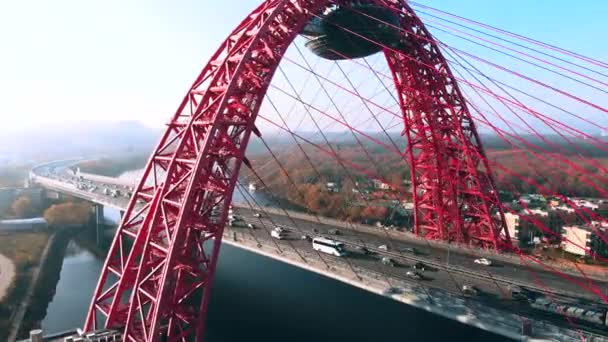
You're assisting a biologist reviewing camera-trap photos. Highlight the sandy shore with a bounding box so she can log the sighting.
[0,253,15,301]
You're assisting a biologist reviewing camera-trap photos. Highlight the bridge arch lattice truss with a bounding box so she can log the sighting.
[85,0,511,340]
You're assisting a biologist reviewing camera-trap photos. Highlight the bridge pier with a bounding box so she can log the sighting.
[94,204,104,246]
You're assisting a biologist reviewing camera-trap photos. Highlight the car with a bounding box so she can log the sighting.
[378,244,388,251]
[247,223,255,229]
[356,246,372,255]
[274,226,286,233]
[270,228,287,240]
[406,271,421,280]
[328,229,341,235]
[462,285,478,296]
[381,257,395,267]
[402,247,417,254]
[508,285,529,300]
[383,287,402,295]
[413,262,426,271]
[301,234,312,241]
[253,213,261,218]
[474,258,493,266]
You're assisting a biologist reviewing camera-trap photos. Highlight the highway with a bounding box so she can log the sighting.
[30,163,608,337]
[230,206,608,299]
[32,165,608,297]
[32,164,608,299]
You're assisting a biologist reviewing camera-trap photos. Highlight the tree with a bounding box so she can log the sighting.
[360,206,388,222]
[44,202,91,226]
[11,196,35,218]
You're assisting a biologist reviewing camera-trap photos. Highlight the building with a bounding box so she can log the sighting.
[555,205,575,213]
[372,179,391,190]
[518,196,531,204]
[326,182,340,193]
[524,208,549,217]
[401,202,414,210]
[561,224,608,257]
[518,194,545,204]
[570,198,602,211]
[502,212,520,240]
[528,194,546,202]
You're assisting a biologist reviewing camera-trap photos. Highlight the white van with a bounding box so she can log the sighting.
[312,237,346,257]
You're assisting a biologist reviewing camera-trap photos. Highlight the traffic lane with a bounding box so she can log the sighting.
[234,208,604,300]
[226,222,511,298]
[267,212,601,298]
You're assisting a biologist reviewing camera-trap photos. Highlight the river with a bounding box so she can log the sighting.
[38,204,510,341]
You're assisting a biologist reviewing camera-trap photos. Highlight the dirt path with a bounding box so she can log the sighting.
[0,253,15,301]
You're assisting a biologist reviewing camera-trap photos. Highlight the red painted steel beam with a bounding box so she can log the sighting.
[85,1,510,340]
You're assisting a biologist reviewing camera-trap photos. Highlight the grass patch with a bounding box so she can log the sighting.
[0,232,49,269]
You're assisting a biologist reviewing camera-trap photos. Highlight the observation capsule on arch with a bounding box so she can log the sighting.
[302,4,404,60]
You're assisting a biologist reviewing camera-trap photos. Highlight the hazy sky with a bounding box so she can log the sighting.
[1,0,606,131]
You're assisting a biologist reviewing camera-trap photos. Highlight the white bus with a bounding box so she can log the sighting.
[312,237,346,257]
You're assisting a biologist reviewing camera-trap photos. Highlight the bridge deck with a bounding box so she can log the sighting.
[29,163,608,341]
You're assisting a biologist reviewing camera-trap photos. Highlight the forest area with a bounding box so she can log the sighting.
[242,135,608,224]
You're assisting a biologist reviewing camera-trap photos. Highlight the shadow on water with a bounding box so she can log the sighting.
[36,225,510,341]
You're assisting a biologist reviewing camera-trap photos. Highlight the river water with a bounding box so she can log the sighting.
[39,190,510,341]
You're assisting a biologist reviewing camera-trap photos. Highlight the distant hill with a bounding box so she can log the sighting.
[3,118,605,167]
[0,120,161,162]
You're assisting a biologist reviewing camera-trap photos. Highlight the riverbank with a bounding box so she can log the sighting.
[0,253,15,301]
[0,232,49,341]
[10,228,77,341]
[7,232,57,341]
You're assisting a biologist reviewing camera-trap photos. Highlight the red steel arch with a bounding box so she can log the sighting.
[85,1,511,340]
